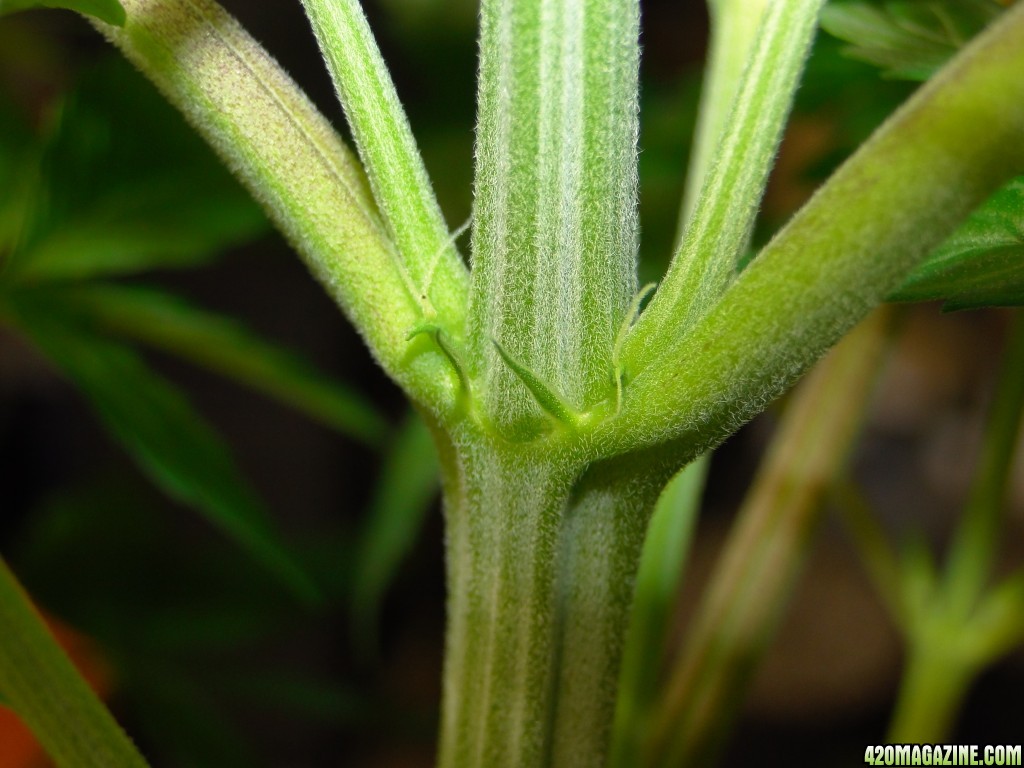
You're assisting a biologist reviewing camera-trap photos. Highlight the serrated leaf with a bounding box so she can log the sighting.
[0,0,125,25]
[351,412,438,656]
[821,0,1003,80]
[8,57,266,282]
[7,296,319,604]
[56,283,388,446]
[890,177,1024,309]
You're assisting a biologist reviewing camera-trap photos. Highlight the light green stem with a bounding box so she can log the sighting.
[602,1,1024,461]
[887,634,974,744]
[944,310,1024,614]
[626,0,823,367]
[299,0,469,327]
[95,0,461,414]
[0,558,150,768]
[679,0,769,229]
[469,0,639,437]
[436,432,679,768]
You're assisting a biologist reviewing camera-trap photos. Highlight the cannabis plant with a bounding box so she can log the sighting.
[1,0,1023,766]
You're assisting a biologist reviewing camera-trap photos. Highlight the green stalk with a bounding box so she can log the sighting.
[609,457,707,768]
[886,628,974,744]
[436,430,684,768]
[944,311,1024,614]
[887,310,1024,743]
[0,558,150,768]
[646,307,892,767]
[469,0,639,437]
[605,6,768,750]
[94,0,461,414]
[623,0,824,371]
[299,0,469,328]
[679,0,769,229]
[602,1,1024,462]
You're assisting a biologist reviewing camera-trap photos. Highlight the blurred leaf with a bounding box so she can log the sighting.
[7,295,319,604]
[352,412,438,655]
[890,177,1024,309]
[821,0,1003,80]
[0,91,37,259]
[0,0,124,25]
[0,90,32,191]
[12,475,303,647]
[57,282,388,446]
[7,57,266,283]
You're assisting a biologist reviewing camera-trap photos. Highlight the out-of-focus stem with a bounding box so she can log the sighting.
[944,311,1024,614]
[646,306,893,767]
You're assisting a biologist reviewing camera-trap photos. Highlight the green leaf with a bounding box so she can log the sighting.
[891,177,1024,309]
[0,87,33,192]
[8,296,319,604]
[8,57,266,283]
[469,0,640,436]
[55,282,388,446]
[0,0,125,25]
[0,93,37,258]
[351,412,438,656]
[821,0,1003,81]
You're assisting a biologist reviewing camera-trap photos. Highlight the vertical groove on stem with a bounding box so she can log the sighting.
[436,436,678,768]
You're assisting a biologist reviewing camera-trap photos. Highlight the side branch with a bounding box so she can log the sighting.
[96,0,463,413]
[597,0,1024,461]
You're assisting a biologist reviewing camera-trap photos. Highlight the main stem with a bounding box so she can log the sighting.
[887,634,973,744]
[436,434,671,768]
